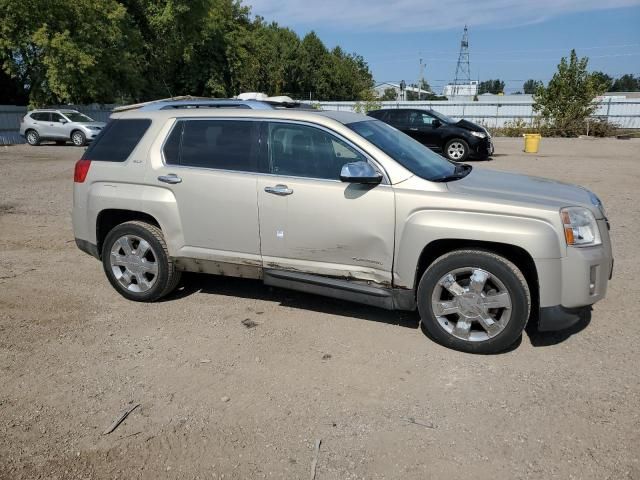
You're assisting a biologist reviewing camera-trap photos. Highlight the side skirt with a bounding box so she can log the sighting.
[264,269,416,311]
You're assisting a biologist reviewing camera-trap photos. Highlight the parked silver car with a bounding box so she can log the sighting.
[20,109,106,146]
[72,100,613,354]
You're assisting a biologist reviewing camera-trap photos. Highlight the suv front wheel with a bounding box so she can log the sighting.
[444,138,469,161]
[71,130,87,146]
[102,221,181,302]
[417,250,530,354]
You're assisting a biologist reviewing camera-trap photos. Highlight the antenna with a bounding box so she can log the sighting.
[453,25,471,96]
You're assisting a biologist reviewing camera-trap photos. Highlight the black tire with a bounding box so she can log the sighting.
[25,129,40,146]
[417,249,530,354]
[71,130,86,146]
[55,140,66,146]
[443,138,469,162]
[101,220,181,302]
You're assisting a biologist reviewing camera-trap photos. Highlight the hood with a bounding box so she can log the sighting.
[455,119,485,133]
[447,168,603,217]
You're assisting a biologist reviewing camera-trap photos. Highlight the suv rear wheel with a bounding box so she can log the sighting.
[417,250,530,354]
[26,130,40,146]
[102,221,181,302]
[444,138,469,161]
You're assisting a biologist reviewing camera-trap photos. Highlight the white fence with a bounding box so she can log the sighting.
[311,98,640,129]
[1,99,639,145]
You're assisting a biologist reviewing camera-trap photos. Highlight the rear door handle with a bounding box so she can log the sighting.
[158,174,182,184]
[409,128,418,131]
[264,184,293,196]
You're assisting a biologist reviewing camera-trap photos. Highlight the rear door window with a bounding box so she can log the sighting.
[163,119,261,173]
[31,112,50,121]
[386,110,409,126]
[82,119,151,162]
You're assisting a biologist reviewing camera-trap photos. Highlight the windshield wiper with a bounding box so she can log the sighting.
[429,163,473,182]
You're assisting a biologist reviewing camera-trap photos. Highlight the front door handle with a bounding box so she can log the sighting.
[409,127,418,131]
[158,174,182,184]
[264,184,293,196]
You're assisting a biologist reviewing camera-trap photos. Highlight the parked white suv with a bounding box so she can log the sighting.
[20,109,106,146]
[72,102,613,353]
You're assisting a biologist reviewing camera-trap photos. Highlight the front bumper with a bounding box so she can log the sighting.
[538,305,590,331]
[84,129,101,140]
[535,219,613,330]
[469,137,493,158]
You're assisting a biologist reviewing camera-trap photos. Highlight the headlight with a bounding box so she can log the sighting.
[87,126,101,131]
[470,131,486,139]
[560,207,601,247]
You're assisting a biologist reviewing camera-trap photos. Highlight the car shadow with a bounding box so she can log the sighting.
[525,308,592,347]
[164,273,420,329]
[165,273,587,352]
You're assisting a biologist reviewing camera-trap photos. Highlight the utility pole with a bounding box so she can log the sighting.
[419,53,425,101]
[453,25,471,97]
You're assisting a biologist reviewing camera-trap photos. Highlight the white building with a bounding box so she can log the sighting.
[443,81,479,97]
[374,82,432,100]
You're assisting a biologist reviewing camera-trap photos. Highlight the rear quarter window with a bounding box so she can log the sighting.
[82,119,151,162]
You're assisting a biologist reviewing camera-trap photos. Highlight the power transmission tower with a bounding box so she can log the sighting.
[452,25,471,96]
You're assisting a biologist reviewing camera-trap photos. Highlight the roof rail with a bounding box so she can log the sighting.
[113,96,275,113]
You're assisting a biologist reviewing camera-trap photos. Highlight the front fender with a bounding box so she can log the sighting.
[394,209,564,289]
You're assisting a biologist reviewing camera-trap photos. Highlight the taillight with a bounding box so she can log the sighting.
[74,159,91,183]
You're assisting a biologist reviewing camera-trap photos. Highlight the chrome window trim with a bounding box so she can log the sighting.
[160,117,390,185]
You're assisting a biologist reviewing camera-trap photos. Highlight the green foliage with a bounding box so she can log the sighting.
[353,89,381,114]
[380,87,397,101]
[533,50,608,137]
[478,79,504,95]
[0,0,374,105]
[590,71,613,92]
[0,0,144,106]
[523,79,543,95]
[611,74,640,92]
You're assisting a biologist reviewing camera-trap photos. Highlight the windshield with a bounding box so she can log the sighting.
[62,112,94,123]
[347,119,456,181]
[429,110,456,124]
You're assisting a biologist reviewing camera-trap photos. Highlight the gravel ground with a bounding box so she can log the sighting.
[1,137,639,480]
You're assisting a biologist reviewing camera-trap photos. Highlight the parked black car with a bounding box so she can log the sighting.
[367,108,493,161]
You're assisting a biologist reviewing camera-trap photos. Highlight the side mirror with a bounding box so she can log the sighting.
[432,119,441,128]
[59,118,67,124]
[340,161,383,185]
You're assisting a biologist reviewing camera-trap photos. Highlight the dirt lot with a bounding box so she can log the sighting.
[1,137,639,479]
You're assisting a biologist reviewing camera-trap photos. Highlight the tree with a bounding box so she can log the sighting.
[380,87,397,101]
[590,72,613,92]
[611,74,640,92]
[0,0,144,105]
[478,79,505,95]
[533,50,608,136]
[523,79,543,94]
[0,0,375,105]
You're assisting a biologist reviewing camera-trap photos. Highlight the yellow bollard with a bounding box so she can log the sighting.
[523,133,541,153]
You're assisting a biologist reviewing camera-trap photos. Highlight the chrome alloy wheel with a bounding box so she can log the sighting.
[446,141,466,160]
[27,131,38,145]
[109,235,158,293]
[72,131,84,146]
[431,267,512,342]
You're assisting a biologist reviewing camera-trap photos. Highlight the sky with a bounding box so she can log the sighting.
[247,0,640,93]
